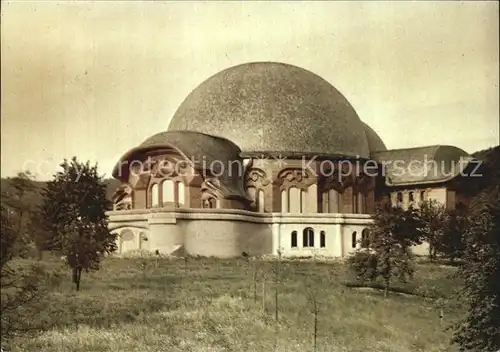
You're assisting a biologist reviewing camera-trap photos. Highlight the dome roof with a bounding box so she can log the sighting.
[168,62,372,159]
[363,123,387,153]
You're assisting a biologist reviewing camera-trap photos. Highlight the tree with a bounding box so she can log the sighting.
[452,185,500,352]
[418,199,446,260]
[1,171,39,258]
[40,157,117,291]
[348,202,422,297]
[437,207,467,261]
[0,203,59,341]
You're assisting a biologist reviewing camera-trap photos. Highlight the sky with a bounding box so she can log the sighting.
[1,1,499,180]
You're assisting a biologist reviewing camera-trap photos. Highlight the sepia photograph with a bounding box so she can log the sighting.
[1,1,499,351]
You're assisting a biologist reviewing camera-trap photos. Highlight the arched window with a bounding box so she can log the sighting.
[291,231,298,248]
[361,228,370,248]
[177,182,185,205]
[151,183,159,207]
[303,227,314,247]
[396,192,403,205]
[351,231,357,248]
[162,179,174,204]
[257,189,265,212]
[409,191,414,203]
[320,231,326,248]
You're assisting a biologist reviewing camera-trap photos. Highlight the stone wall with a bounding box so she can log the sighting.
[107,209,372,258]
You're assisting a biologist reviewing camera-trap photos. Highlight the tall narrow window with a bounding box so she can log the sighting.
[352,231,357,248]
[177,182,185,205]
[257,189,265,212]
[289,187,301,213]
[162,179,174,204]
[409,191,414,203]
[151,183,159,207]
[356,192,364,213]
[320,231,326,248]
[303,227,314,247]
[322,191,329,213]
[329,188,339,213]
[361,228,370,248]
[300,189,306,213]
[281,189,288,213]
[291,231,298,248]
[396,192,403,205]
[420,191,425,201]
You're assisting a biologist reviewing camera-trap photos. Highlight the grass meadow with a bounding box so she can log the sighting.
[8,255,464,352]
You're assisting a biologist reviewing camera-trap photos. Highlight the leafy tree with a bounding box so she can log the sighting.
[0,203,60,342]
[348,202,422,297]
[40,157,117,291]
[452,185,500,352]
[1,172,39,258]
[418,199,446,260]
[437,207,467,261]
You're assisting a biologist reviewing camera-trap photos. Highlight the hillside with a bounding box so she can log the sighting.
[9,257,461,352]
[0,177,121,207]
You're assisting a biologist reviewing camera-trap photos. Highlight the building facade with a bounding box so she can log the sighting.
[106,62,474,258]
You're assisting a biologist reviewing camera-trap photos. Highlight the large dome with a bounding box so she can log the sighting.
[168,62,372,159]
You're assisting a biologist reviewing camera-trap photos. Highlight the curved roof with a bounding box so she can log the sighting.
[113,130,241,179]
[363,123,387,153]
[168,62,372,159]
[372,145,473,186]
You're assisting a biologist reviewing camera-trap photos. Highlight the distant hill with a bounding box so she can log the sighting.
[1,177,121,209]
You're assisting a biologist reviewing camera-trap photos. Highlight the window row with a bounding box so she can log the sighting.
[396,190,425,206]
[322,188,366,213]
[150,180,185,207]
[291,228,326,248]
[351,228,371,249]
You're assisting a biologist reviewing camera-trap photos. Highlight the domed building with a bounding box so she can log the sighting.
[107,62,475,258]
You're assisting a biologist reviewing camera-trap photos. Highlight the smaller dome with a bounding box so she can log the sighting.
[363,123,387,153]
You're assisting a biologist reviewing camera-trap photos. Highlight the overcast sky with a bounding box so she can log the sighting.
[1,1,499,180]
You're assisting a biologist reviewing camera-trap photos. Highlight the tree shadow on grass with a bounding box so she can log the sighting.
[343,281,446,300]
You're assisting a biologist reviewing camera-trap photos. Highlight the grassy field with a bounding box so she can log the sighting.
[8,256,464,352]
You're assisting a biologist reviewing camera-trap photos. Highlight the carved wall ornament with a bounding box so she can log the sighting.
[200,177,224,200]
[318,167,356,193]
[245,168,271,187]
[113,183,133,211]
[276,168,310,184]
[354,173,375,192]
